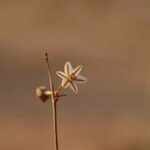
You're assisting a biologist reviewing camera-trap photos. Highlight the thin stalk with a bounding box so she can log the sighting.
[57,85,63,92]
[44,53,54,95]
[52,100,59,150]
[44,52,59,150]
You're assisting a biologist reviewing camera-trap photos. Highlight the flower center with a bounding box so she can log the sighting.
[67,74,76,82]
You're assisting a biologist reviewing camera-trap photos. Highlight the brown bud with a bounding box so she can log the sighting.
[36,86,51,102]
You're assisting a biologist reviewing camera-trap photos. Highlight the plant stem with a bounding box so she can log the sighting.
[57,85,63,92]
[52,100,59,150]
[44,52,59,150]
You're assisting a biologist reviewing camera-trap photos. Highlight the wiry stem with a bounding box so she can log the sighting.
[52,100,58,150]
[44,53,55,94]
[44,52,59,150]
[57,85,63,92]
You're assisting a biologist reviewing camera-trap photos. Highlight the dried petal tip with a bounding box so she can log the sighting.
[36,86,51,102]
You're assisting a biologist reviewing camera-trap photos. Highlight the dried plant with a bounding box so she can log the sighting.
[36,52,87,150]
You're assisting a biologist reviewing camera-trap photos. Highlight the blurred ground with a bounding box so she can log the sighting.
[0,0,150,150]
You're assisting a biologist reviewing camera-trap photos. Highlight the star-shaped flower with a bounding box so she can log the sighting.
[56,62,87,93]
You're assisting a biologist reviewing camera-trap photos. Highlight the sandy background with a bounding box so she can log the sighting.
[0,0,150,150]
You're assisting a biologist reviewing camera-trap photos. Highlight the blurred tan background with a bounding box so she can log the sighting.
[0,0,150,150]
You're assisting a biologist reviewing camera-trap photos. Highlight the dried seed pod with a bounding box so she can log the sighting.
[36,86,51,102]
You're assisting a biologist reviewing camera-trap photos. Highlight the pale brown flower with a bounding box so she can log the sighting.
[56,62,87,93]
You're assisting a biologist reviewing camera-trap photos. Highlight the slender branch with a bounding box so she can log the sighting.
[44,52,59,150]
[44,53,55,95]
[57,85,63,92]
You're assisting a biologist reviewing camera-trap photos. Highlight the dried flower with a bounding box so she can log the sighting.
[36,86,51,102]
[56,62,87,93]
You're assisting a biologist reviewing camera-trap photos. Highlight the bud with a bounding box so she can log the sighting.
[36,86,51,102]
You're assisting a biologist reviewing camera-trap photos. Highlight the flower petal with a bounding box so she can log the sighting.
[61,79,70,88]
[75,75,87,84]
[73,65,82,75]
[70,81,78,93]
[64,62,73,75]
[56,71,67,79]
